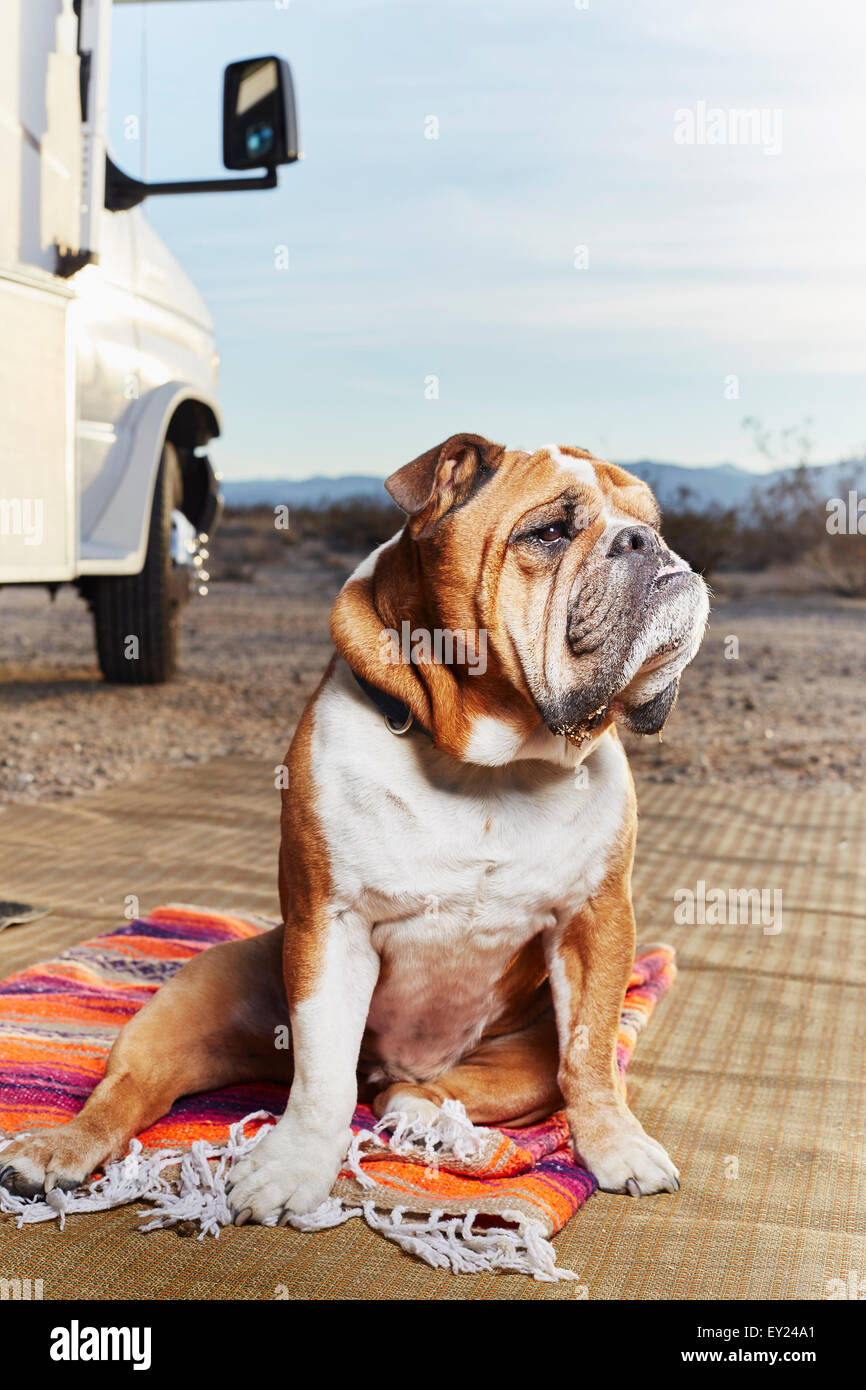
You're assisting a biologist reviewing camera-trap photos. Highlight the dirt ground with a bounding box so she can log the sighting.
[1,529,863,805]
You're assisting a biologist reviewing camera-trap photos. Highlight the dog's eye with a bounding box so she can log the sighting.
[533,521,569,545]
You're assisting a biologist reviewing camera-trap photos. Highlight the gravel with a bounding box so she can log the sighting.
[1,550,863,806]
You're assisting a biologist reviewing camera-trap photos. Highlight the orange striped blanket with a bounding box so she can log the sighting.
[0,907,676,1280]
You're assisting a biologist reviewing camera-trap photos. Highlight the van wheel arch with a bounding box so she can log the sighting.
[163,398,221,536]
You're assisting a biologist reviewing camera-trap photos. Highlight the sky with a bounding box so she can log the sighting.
[109,0,866,482]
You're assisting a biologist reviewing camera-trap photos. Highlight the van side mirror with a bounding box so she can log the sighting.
[223,57,300,170]
[104,54,301,213]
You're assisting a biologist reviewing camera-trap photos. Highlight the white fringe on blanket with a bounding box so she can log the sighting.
[0,1103,579,1283]
[346,1096,491,1179]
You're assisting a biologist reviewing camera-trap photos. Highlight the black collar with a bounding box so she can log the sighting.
[350,667,431,738]
[350,665,606,751]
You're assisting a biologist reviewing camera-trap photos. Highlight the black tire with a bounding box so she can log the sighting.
[91,443,185,684]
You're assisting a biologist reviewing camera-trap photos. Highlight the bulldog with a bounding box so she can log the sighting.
[0,435,709,1222]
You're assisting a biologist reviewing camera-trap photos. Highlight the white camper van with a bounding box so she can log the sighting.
[0,0,300,681]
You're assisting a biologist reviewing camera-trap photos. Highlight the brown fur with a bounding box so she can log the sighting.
[553,786,640,1163]
[372,1012,562,1127]
[278,658,336,1006]
[331,438,662,761]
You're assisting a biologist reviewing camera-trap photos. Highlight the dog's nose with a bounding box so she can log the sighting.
[606,525,660,559]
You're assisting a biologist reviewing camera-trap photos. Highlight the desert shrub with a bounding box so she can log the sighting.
[805,535,866,596]
[807,467,866,594]
[208,508,296,580]
[213,463,866,593]
[738,466,825,568]
[657,487,741,576]
[658,463,866,587]
[292,498,403,552]
[210,498,403,580]
[735,465,866,588]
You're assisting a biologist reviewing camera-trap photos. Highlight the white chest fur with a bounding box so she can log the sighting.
[305,661,631,1081]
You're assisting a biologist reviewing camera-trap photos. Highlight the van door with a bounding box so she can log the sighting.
[0,268,76,582]
[73,206,141,549]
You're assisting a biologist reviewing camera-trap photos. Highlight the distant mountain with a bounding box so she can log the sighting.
[222,475,391,509]
[222,459,866,513]
[625,461,759,508]
[629,459,866,509]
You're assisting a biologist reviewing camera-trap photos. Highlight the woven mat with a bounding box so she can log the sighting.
[0,760,863,1297]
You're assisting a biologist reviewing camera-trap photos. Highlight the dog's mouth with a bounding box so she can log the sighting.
[611,676,680,736]
[543,555,708,747]
[653,562,692,588]
[546,701,610,748]
[635,634,687,670]
[648,560,702,607]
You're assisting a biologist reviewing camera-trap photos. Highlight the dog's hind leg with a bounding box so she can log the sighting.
[371,1010,563,1129]
[0,926,290,1198]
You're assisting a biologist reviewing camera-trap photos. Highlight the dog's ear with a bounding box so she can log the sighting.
[385,433,504,536]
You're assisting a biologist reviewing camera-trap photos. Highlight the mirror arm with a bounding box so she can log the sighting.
[105,156,282,212]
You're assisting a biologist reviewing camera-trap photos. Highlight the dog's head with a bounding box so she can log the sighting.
[332,433,709,764]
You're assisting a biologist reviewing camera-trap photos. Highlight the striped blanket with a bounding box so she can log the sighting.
[0,907,676,1280]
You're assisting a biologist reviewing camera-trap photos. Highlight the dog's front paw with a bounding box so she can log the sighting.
[570,1110,680,1196]
[0,1127,96,1199]
[227,1123,348,1225]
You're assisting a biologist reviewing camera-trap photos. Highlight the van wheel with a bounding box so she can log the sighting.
[90,443,185,684]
